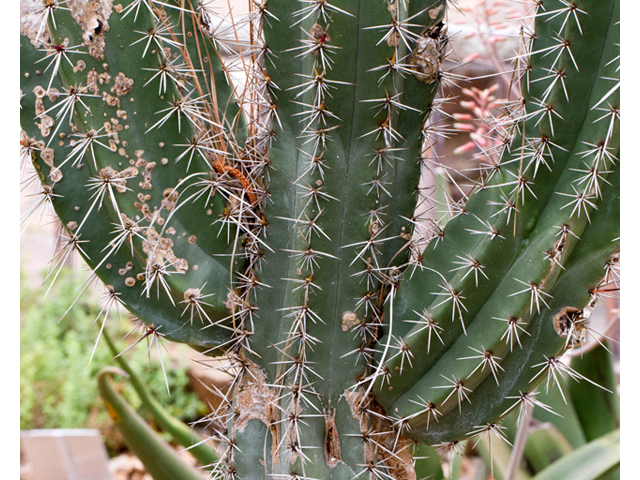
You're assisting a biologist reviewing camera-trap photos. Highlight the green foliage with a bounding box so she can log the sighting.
[20,268,207,453]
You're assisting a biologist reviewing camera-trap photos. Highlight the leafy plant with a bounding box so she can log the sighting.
[20,267,207,454]
[20,0,619,478]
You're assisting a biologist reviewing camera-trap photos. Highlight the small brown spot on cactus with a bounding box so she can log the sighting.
[161,157,168,165]
[25,72,30,78]
[74,206,80,211]
[136,273,145,281]
[162,188,178,210]
[47,88,60,102]
[429,5,443,19]
[98,165,137,193]
[98,72,111,85]
[86,70,100,94]
[49,168,63,183]
[192,265,198,271]
[125,277,136,287]
[188,235,197,244]
[33,85,46,98]
[41,148,55,167]
[111,73,133,96]
[118,268,127,276]
[36,114,54,137]
[102,92,120,107]
[341,312,359,332]
[67,221,77,231]
[166,227,176,235]
[74,60,86,73]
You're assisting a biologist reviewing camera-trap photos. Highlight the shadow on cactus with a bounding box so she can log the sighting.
[20,0,619,479]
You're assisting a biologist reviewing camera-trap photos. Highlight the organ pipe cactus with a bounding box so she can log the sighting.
[20,0,620,478]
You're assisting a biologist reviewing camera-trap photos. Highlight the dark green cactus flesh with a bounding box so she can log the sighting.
[20,1,619,479]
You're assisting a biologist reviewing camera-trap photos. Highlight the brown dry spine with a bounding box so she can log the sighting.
[213,158,257,204]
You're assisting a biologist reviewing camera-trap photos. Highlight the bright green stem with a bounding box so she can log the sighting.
[97,367,207,480]
[102,329,219,468]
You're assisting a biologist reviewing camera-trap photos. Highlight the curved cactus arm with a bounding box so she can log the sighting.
[19,0,259,350]
[97,367,208,480]
[102,329,220,467]
[373,0,619,444]
[395,151,620,445]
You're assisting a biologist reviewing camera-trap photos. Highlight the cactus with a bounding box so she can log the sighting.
[20,0,619,479]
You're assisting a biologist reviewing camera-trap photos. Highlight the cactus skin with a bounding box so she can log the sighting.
[20,1,619,479]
